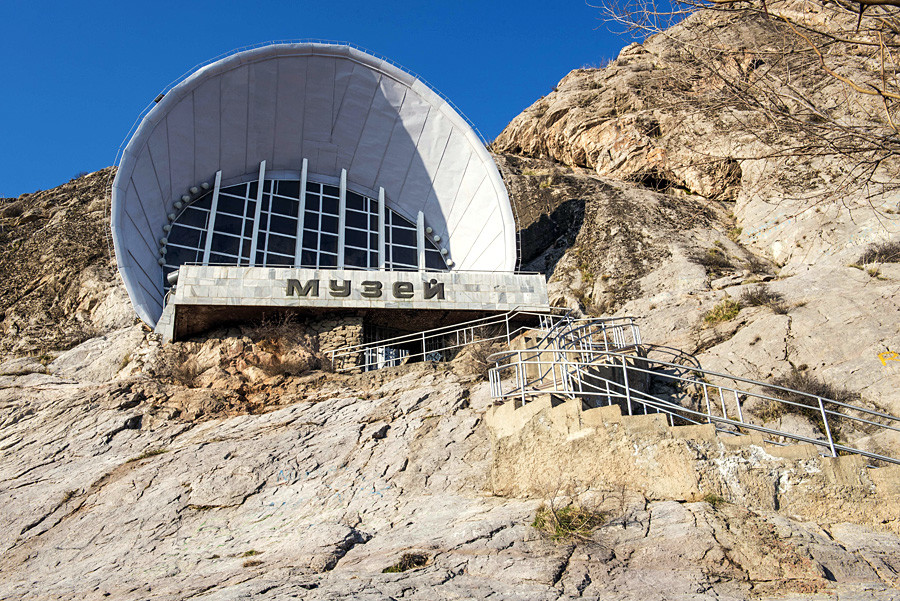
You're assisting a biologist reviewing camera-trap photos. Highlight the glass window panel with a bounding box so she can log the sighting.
[242,238,252,258]
[209,252,238,264]
[305,194,320,211]
[243,220,254,237]
[319,253,337,267]
[321,214,339,234]
[267,233,295,256]
[245,199,257,218]
[261,196,270,212]
[302,229,318,249]
[221,183,246,196]
[256,232,267,251]
[266,254,293,266]
[169,224,203,248]
[346,191,366,211]
[210,233,241,256]
[391,228,416,247]
[370,214,378,229]
[323,184,339,197]
[300,250,317,267]
[214,214,243,236]
[192,194,212,210]
[345,247,368,268]
[345,229,368,248]
[320,233,338,254]
[391,245,417,266]
[217,195,246,216]
[321,197,339,215]
[256,251,265,264]
[249,181,259,198]
[178,207,208,229]
[164,246,199,266]
[425,251,446,270]
[306,182,320,193]
[346,211,368,230]
[277,180,300,199]
[369,232,379,248]
[270,196,297,217]
[269,215,297,236]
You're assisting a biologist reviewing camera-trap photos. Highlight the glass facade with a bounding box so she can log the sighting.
[163,177,449,288]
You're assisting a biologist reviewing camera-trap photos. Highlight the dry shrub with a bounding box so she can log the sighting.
[154,345,202,387]
[693,247,733,272]
[857,240,900,265]
[740,286,788,314]
[763,370,860,438]
[245,313,324,376]
[532,502,606,542]
[382,552,429,573]
[703,298,741,324]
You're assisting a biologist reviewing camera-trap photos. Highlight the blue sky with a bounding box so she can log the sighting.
[0,0,631,197]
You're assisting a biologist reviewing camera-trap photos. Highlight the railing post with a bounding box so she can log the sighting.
[734,390,744,423]
[505,312,511,345]
[818,396,837,457]
[703,384,712,424]
[622,356,633,416]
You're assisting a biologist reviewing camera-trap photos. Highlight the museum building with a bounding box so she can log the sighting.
[111,43,549,346]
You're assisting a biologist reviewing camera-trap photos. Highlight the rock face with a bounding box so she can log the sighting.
[2,350,900,600]
[2,4,900,599]
[0,168,131,357]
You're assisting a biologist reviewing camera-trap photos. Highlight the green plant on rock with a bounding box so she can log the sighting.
[703,493,726,507]
[532,503,606,542]
[703,299,741,324]
[383,552,429,573]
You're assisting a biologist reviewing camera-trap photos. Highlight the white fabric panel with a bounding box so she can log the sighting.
[375,92,430,222]
[219,65,249,178]
[165,98,195,200]
[422,129,471,241]
[332,64,381,170]
[303,56,334,144]
[349,76,405,190]
[192,77,221,186]
[446,164,487,235]
[331,59,354,133]
[146,123,172,204]
[123,187,161,259]
[399,108,452,215]
[453,204,501,269]
[130,151,167,227]
[271,56,307,171]
[246,59,279,169]
[448,182,498,268]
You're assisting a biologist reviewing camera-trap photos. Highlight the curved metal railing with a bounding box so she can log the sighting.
[487,317,900,465]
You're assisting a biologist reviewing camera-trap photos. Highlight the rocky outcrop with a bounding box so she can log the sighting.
[0,168,131,357]
[3,347,900,600]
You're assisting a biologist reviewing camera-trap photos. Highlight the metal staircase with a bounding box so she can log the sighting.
[328,310,900,465]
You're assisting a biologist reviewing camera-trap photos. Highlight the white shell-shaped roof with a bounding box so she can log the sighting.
[111,43,517,327]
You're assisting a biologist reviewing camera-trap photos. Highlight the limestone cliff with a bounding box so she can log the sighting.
[1,4,900,599]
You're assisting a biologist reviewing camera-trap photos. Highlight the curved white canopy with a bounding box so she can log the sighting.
[111,43,517,327]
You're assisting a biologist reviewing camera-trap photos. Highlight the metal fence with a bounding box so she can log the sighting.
[487,316,900,466]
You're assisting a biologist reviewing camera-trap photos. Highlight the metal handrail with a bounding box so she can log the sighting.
[326,308,563,373]
[488,344,900,465]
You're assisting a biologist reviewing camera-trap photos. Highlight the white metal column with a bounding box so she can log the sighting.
[201,170,222,264]
[417,211,425,271]
[293,158,308,266]
[377,187,386,269]
[247,160,266,265]
[337,169,347,268]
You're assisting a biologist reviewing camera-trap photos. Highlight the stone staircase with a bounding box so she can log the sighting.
[485,392,900,533]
